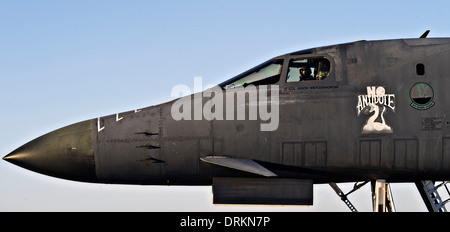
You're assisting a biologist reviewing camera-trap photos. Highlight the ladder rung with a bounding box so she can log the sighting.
[417,180,449,212]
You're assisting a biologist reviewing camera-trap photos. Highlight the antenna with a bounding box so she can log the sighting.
[420,30,430,38]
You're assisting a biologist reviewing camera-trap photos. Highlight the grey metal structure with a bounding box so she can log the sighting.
[4,32,450,211]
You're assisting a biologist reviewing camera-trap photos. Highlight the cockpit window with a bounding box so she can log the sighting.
[286,57,330,82]
[220,59,283,89]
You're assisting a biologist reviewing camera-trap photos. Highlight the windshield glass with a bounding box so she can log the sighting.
[219,59,283,89]
[286,57,331,82]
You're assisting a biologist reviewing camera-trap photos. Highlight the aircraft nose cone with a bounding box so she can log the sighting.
[3,120,97,182]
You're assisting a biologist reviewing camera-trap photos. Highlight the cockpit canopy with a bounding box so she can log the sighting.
[219,59,283,90]
[219,56,331,90]
[287,57,330,82]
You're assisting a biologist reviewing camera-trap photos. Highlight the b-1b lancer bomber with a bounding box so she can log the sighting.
[5,30,450,212]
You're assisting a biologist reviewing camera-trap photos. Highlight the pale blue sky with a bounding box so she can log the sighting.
[1,0,448,211]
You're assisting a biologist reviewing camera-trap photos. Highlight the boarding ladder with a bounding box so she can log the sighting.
[416,180,450,212]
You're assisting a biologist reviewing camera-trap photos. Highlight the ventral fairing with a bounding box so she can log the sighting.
[5,31,450,212]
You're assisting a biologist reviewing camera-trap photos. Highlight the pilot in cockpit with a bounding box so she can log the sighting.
[299,66,314,81]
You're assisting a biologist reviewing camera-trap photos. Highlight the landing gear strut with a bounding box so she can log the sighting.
[329,179,396,212]
[371,179,395,212]
[329,181,369,212]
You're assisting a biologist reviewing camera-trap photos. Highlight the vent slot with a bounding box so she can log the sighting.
[416,63,425,76]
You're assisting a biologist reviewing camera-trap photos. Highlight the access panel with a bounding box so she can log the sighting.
[212,177,313,205]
